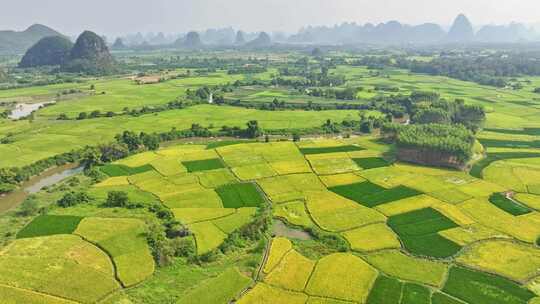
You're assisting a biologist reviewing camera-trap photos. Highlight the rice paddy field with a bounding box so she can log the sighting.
[1,52,540,303]
[1,133,539,303]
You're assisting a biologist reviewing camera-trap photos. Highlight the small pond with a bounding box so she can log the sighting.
[8,101,55,119]
[272,219,312,240]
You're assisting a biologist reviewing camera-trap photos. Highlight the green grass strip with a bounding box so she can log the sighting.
[401,283,431,304]
[100,164,154,177]
[206,140,256,150]
[470,152,540,178]
[17,215,83,239]
[479,138,540,149]
[182,158,225,173]
[329,182,421,208]
[298,145,364,155]
[388,208,461,258]
[488,193,531,216]
[216,183,265,208]
[431,293,466,304]
[361,186,422,206]
[366,275,402,304]
[329,181,386,206]
[352,157,391,169]
[443,266,535,304]
[177,268,251,304]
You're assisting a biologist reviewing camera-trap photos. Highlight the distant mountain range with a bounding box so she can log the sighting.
[0,24,64,54]
[288,14,539,45]
[2,15,540,55]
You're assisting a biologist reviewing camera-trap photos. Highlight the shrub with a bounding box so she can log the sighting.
[105,191,129,207]
[18,196,40,217]
[307,227,349,252]
[169,237,196,257]
[0,183,16,194]
[57,191,90,208]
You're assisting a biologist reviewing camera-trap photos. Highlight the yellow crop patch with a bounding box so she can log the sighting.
[320,173,366,187]
[358,166,415,188]
[308,157,360,175]
[232,163,277,180]
[515,193,540,210]
[457,180,507,198]
[116,151,161,167]
[457,239,540,282]
[237,283,308,304]
[157,144,206,157]
[273,201,314,228]
[342,223,401,252]
[172,208,235,224]
[95,176,130,187]
[306,191,386,232]
[375,194,442,216]
[305,253,377,302]
[190,222,227,255]
[196,168,237,188]
[257,174,325,203]
[0,235,120,303]
[161,188,223,208]
[432,202,475,226]
[75,217,155,287]
[0,282,79,304]
[150,157,187,176]
[270,160,312,175]
[365,250,447,287]
[459,198,540,243]
[438,223,510,246]
[264,249,315,291]
[264,237,293,274]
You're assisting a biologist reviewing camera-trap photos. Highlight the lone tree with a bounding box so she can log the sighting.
[105,191,129,207]
[245,120,263,138]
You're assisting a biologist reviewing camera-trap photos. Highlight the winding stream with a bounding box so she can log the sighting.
[0,164,83,213]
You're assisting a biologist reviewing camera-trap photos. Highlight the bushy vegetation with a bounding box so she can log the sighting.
[398,54,540,87]
[385,123,475,164]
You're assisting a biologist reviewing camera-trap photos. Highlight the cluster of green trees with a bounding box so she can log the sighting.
[534,87,540,94]
[307,87,361,100]
[274,65,346,88]
[397,54,540,87]
[186,86,212,101]
[0,73,83,90]
[351,56,393,70]
[227,65,267,75]
[363,91,485,133]
[384,123,475,163]
[57,191,90,207]
[411,98,486,132]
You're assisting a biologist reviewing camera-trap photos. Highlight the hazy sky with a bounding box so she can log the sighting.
[2,0,540,37]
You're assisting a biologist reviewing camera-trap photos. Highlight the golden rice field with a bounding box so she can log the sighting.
[4,136,540,303]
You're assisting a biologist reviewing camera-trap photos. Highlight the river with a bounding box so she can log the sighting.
[0,164,83,214]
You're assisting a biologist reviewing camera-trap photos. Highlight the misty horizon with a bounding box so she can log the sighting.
[2,0,540,38]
